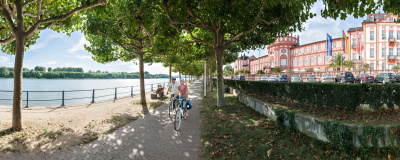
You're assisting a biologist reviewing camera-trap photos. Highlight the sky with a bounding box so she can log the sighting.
[0,30,171,74]
[0,0,382,72]
[238,0,382,62]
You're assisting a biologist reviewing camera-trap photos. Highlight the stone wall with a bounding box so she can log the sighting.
[229,87,400,148]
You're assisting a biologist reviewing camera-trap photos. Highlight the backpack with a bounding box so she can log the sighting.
[187,100,192,110]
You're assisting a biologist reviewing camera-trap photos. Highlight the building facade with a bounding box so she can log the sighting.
[234,13,400,74]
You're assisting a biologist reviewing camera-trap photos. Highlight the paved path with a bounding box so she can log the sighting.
[0,81,203,160]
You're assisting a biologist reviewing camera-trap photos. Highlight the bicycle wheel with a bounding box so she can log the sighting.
[169,102,174,119]
[174,109,181,131]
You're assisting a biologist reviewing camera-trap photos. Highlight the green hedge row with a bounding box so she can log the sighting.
[224,80,400,111]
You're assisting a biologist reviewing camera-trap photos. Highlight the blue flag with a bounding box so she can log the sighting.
[326,33,333,56]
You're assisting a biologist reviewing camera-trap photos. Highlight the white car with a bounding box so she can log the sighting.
[320,74,335,83]
[291,75,302,82]
[260,76,268,81]
[305,75,317,82]
[268,75,278,82]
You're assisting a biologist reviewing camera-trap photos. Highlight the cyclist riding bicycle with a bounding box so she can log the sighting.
[167,77,179,108]
[173,79,189,117]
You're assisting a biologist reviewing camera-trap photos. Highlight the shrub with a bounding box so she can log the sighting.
[224,80,400,111]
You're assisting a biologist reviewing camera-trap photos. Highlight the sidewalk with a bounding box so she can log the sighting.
[0,81,203,160]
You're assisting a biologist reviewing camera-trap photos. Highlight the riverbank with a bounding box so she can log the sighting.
[0,81,195,153]
[0,90,167,153]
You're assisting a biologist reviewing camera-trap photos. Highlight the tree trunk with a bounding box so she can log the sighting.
[209,59,213,92]
[169,64,172,83]
[138,54,146,104]
[12,35,25,131]
[185,73,187,84]
[215,49,225,107]
[179,69,181,80]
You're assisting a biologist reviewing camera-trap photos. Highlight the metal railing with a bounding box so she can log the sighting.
[0,82,171,107]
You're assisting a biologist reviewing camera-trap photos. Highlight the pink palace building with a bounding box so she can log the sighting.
[234,12,400,74]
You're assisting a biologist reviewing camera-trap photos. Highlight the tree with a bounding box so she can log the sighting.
[273,67,282,74]
[239,70,245,75]
[83,0,167,104]
[162,0,317,107]
[306,68,314,73]
[344,60,355,70]
[257,70,265,74]
[392,65,400,74]
[47,67,52,72]
[244,70,251,75]
[34,66,46,72]
[0,0,106,131]
[224,65,234,76]
[0,67,9,77]
[327,53,345,71]
[234,70,240,76]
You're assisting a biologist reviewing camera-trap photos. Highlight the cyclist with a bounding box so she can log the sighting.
[167,77,179,108]
[173,79,189,117]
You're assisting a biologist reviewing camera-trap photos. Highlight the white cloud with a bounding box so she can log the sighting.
[69,36,90,54]
[0,56,9,63]
[44,61,57,65]
[76,55,92,59]
[29,34,64,52]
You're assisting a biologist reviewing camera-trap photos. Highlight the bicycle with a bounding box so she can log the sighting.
[174,98,187,131]
[168,96,179,119]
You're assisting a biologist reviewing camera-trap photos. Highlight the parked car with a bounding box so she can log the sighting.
[235,75,245,80]
[355,74,374,83]
[291,75,302,82]
[260,76,268,81]
[304,75,317,82]
[278,74,289,82]
[374,73,396,84]
[335,72,355,83]
[396,74,400,83]
[268,75,278,82]
[320,74,335,83]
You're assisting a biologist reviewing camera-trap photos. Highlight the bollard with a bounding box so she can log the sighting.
[26,91,29,107]
[115,87,117,99]
[61,91,65,106]
[131,86,133,97]
[151,84,153,91]
[92,89,95,103]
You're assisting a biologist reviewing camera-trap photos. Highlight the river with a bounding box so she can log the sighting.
[0,78,175,106]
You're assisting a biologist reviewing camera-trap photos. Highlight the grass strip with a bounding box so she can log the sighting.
[200,91,400,159]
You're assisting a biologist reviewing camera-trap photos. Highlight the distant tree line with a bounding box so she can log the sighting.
[0,66,168,79]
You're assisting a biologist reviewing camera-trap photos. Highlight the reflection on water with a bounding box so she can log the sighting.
[0,78,173,106]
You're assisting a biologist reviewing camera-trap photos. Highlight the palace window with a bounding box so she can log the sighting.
[397,48,400,56]
[382,30,386,39]
[370,48,374,58]
[370,31,374,40]
[304,58,308,65]
[318,45,321,50]
[382,48,386,57]
[318,56,321,63]
[311,57,314,64]
[333,42,336,48]
[370,63,374,70]
[325,56,329,62]
[298,59,301,65]
[397,31,400,39]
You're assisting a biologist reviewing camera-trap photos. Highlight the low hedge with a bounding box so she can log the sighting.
[224,80,400,111]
